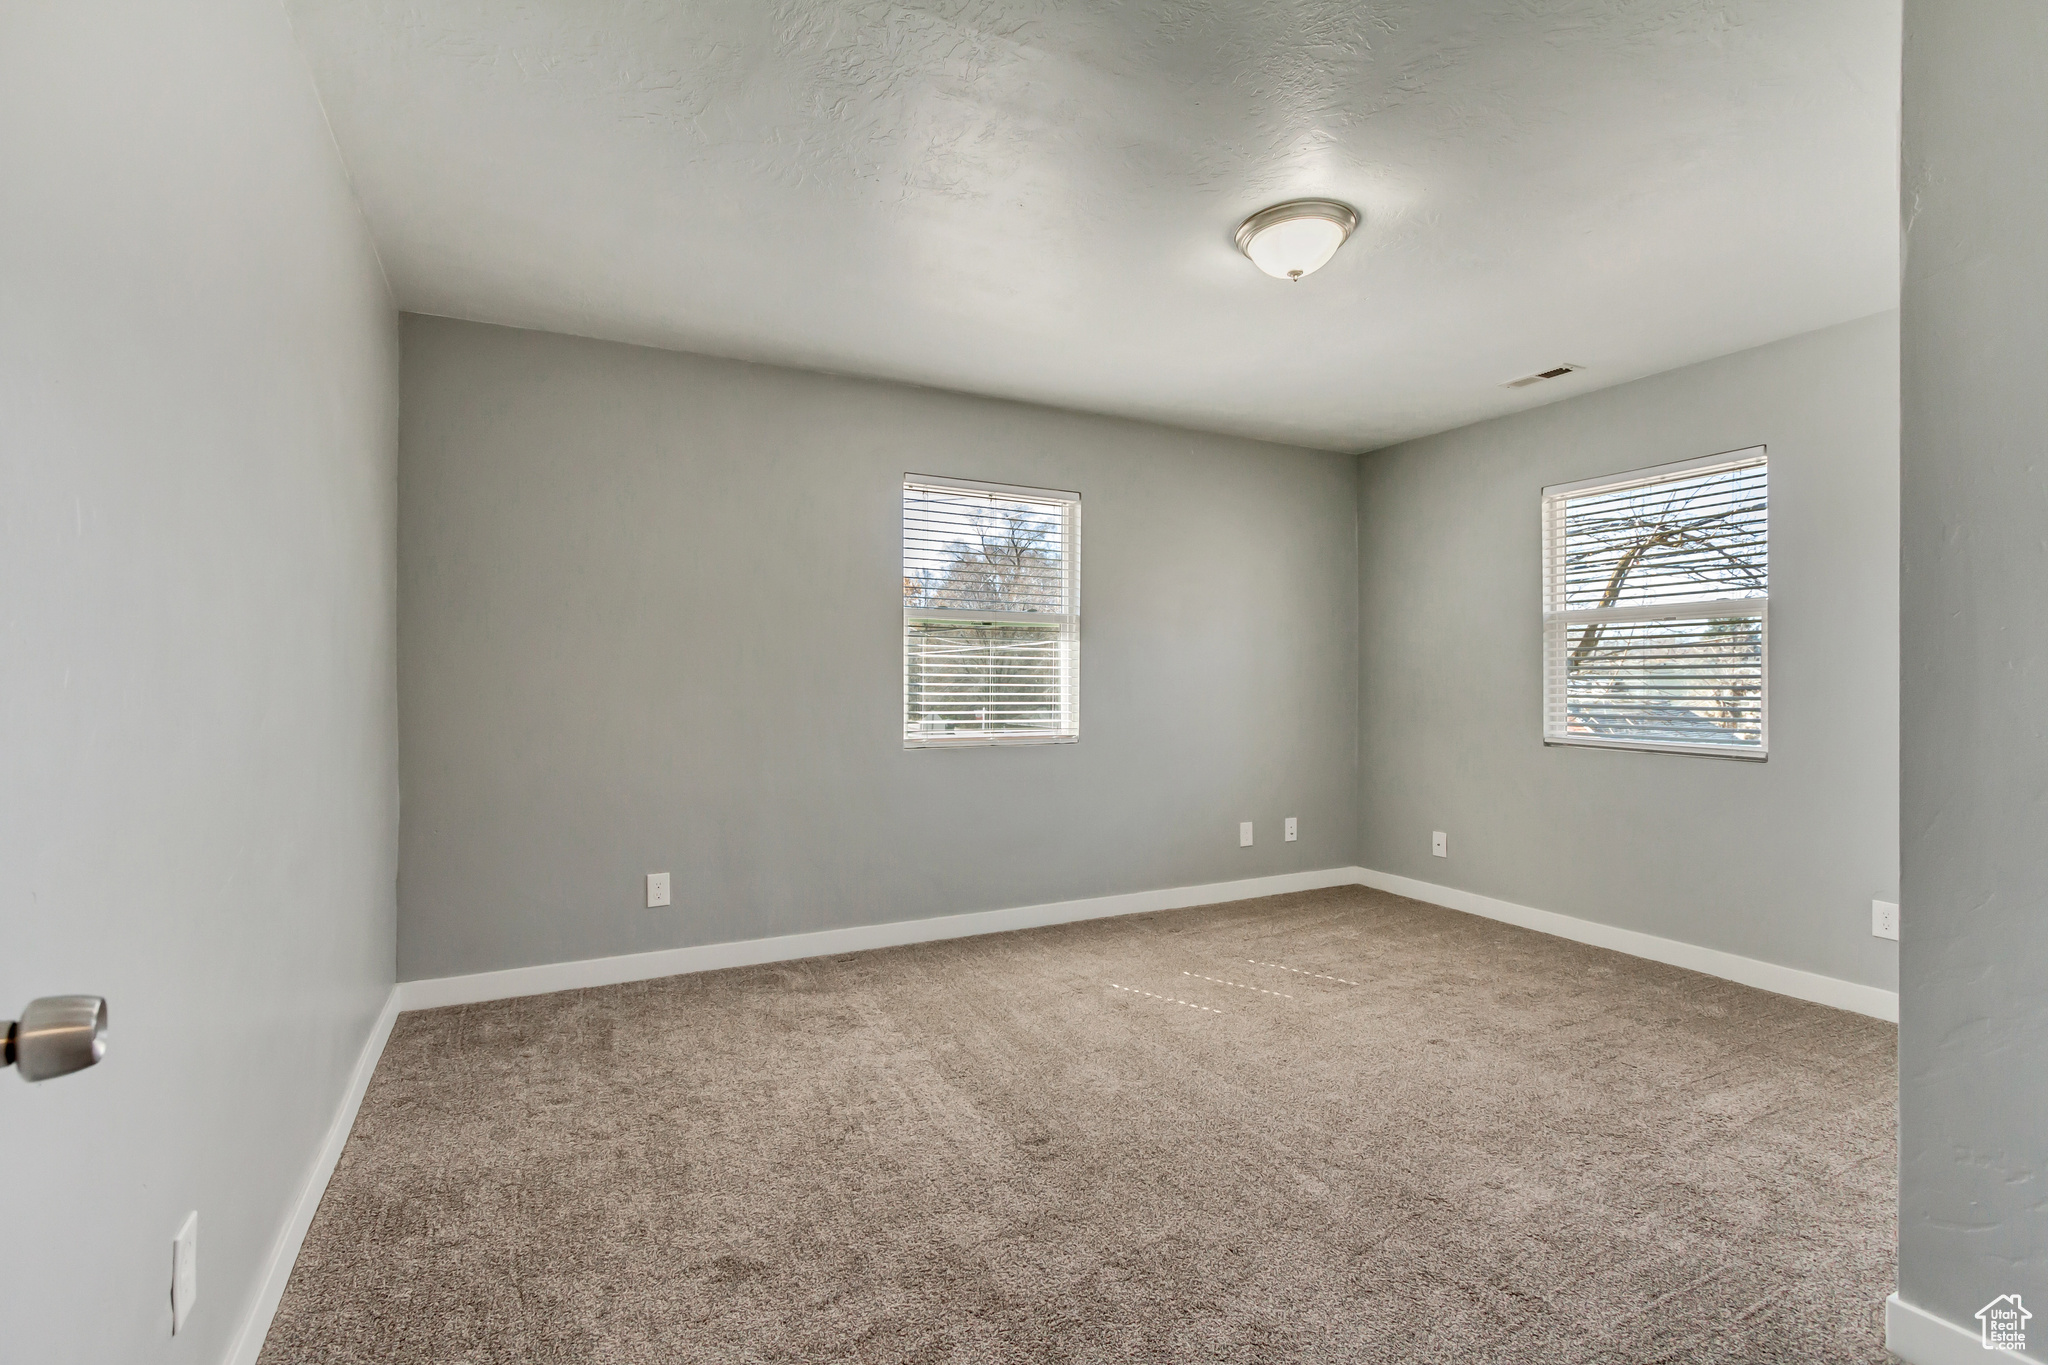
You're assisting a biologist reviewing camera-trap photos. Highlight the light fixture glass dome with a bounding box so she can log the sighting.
[1235,199,1360,281]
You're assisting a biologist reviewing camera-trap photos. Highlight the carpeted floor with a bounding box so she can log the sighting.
[259,886,1897,1364]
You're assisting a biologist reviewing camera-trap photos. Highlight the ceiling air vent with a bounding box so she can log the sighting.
[1503,364,1584,389]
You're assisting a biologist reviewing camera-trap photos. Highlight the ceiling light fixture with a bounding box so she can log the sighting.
[1235,199,1360,281]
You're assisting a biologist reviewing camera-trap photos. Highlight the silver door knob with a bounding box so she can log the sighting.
[4,996,108,1082]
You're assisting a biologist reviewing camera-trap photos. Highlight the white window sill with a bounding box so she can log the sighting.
[905,733,1078,750]
[1544,735,1767,762]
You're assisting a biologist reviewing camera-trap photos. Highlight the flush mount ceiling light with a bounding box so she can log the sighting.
[1235,199,1360,281]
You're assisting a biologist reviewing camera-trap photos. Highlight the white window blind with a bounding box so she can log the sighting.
[904,476,1079,747]
[1542,447,1767,758]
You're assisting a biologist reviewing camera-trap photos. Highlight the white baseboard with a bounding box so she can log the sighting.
[1354,867,1899,1023]
[397,866,1367,1011]
[1888,1293,2043,1364]
[223,986,401,1365]
[398,865,1900,1023]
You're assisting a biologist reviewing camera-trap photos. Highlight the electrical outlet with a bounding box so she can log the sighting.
[171,1212,198,1335]
[1431,831,1449,858]
[1239,822,1254,848]
[1872,899,1899,941]
[1284,817,1298,842]
[646,872,671,908]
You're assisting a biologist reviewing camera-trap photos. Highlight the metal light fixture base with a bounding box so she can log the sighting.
[1234,198,1361,280]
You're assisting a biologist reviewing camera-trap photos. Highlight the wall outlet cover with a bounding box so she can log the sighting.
[1239,822,1254,847]
[1284,817,1298,842]
[171,1211,198,1335]
[1872,899,1899,941]
[1431,831,1449,858]
[647,872,672,908]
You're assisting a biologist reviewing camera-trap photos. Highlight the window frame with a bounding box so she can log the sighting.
[902,473,1081,750]
[1540,446,1769,761]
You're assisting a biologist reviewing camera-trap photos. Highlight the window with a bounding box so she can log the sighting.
[903,476,1080,747]
[1541,447,1767,758]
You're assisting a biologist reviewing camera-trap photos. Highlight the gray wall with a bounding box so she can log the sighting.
[397,317,1359,981]
[0,3,399,1362]
[1357,313,1900,993]
[1899,0,2048,1329]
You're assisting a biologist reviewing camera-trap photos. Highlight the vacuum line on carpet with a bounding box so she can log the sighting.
[1183,971,1293,998]
[1108,983,1225,1014]
[1247,959,1359,986]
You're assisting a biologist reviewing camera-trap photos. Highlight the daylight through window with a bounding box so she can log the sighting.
[904,477,1079,747]
[1541,448,1767,757]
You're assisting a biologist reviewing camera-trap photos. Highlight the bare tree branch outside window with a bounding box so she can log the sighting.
[904,507,1063,613]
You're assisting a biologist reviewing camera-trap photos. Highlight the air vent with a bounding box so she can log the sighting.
[1504,364,1584,389]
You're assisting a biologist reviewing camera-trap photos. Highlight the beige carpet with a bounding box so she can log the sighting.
[260,887,1897,1363]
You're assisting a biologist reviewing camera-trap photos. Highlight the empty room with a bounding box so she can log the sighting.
[4,1,2043,1362]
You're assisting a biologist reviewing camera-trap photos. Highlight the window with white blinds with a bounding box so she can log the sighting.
[904,476,1079,747]
[1542,447,1767,758]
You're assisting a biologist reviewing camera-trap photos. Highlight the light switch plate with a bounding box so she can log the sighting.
[1284,817,1298,842]
[1239,822,1254,848]
[646,872,671,908]
[1872,899,1899,941]
[1431,831,1449,858]
[171,1211,198,1335]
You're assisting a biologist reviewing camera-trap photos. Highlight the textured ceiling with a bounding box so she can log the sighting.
[286,0,1900,451]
